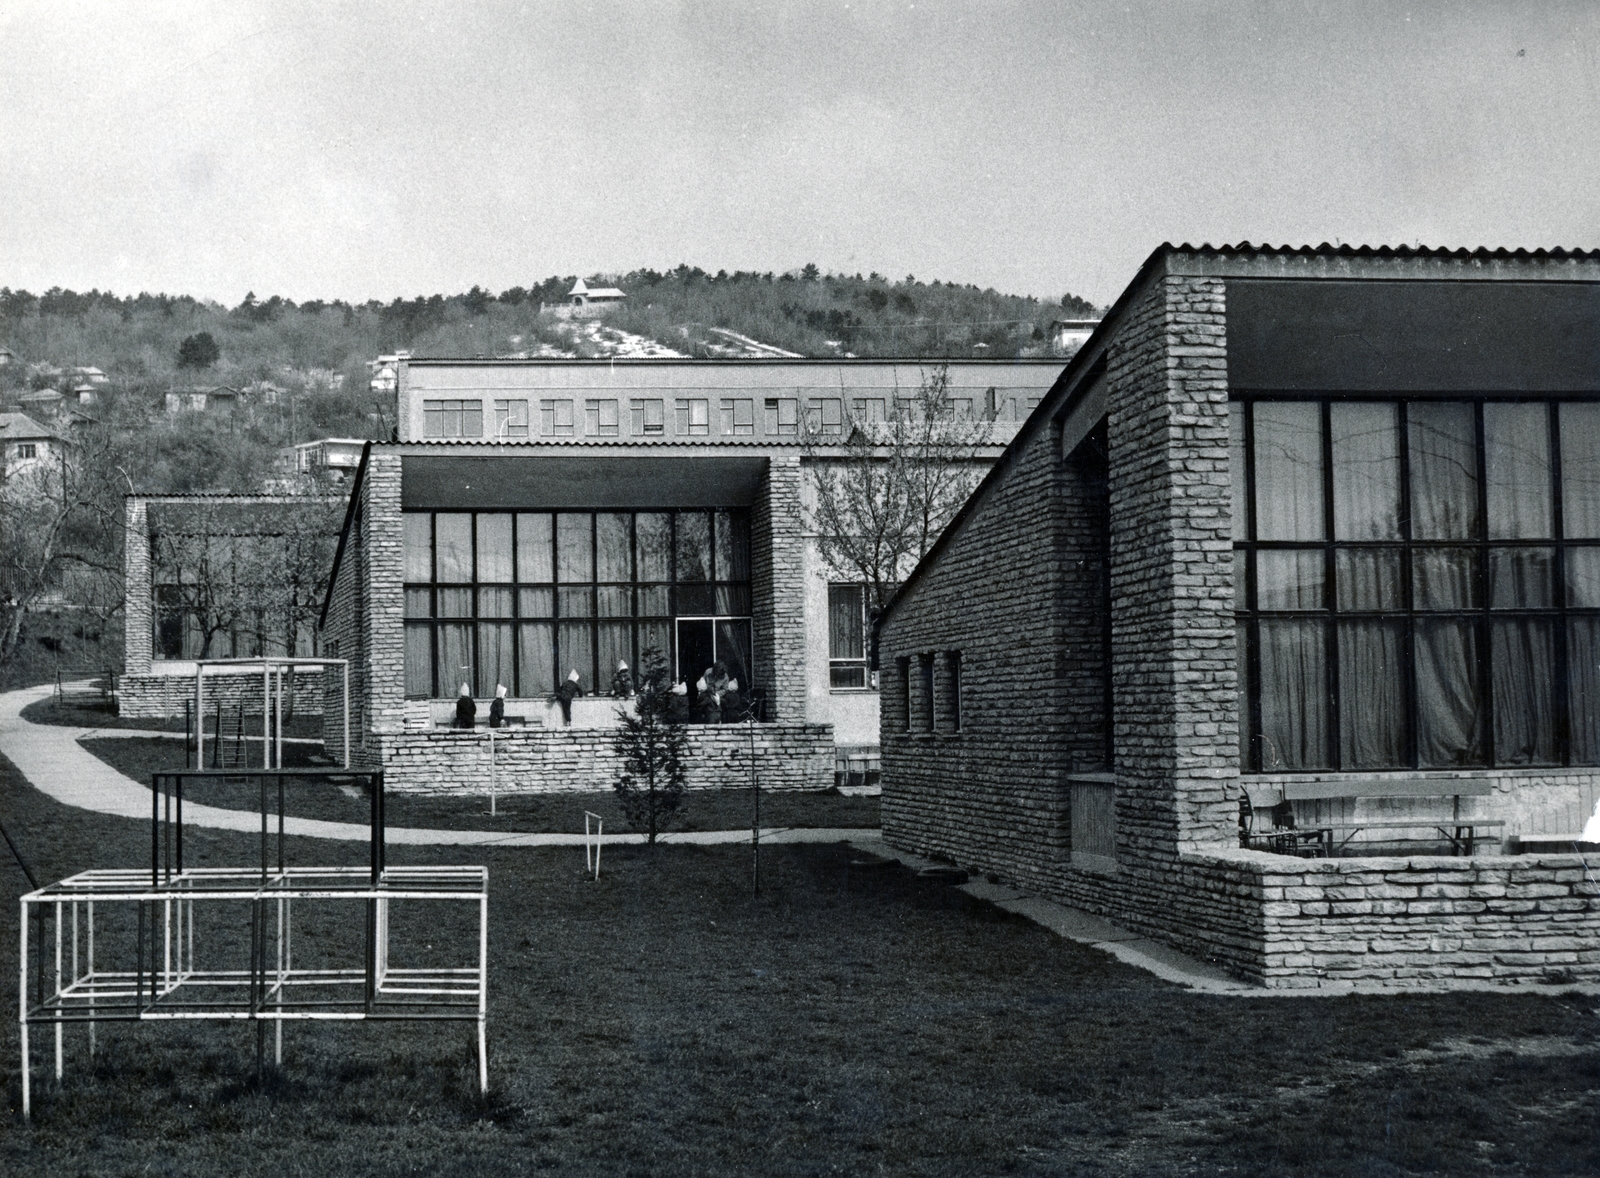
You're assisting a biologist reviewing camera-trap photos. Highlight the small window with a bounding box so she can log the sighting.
[675,398,710,436]
[945,650,962,731]
[720,398,755,436]
[850,398,886,424]
[18,443,36,458]
[631,398,665,435]
[806,398,843,435]
[764,397,799,435]
[895,656,911,732]
[828,584,868,688]
[540,398,575,437]
[585,399,619,436]
[493,399,529,438]
[949,398,974,419]
[918,653,935,732]
[423,399,483,438]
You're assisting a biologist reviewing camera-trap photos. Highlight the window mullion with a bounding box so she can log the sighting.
[1475,400,1494,768]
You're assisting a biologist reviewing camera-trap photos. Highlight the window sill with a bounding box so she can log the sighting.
[828,687,879,696]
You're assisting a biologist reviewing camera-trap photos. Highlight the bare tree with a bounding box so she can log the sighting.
[804,364,993,616]
[151,497,340,664]
[0,430,125,666]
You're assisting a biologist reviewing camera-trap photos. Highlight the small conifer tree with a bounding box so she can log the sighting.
[612,646,688,843]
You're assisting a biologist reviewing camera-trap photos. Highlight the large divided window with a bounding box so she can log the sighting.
[1233,398,1600,771]
[403,509,753,699]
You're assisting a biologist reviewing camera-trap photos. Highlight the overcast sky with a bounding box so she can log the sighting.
[3,0,1598,307]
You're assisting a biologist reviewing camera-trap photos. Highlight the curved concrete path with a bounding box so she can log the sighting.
[0,683,869,848]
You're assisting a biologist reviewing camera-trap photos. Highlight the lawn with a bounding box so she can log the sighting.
[1,751,1597,1176]
[73,734,879,834]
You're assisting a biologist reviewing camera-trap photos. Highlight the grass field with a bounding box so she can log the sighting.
[2,749,1598,1176]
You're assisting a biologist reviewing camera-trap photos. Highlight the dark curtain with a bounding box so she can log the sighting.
[1414,620,1484,766]
[1408,403,1478,539]
[1490,619,1557,766]
[1338,621,1407,768]
[1257,619,1329,769]
[1331,402,1401,539]
[716,619,754,691]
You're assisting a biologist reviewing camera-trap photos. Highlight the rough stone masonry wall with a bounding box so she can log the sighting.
[320,478,372,766]
[753,457,807,722]
[121,670,324,720]
[1187,848,1600,988]
[374,723,834,794]
[123,498,153,677]
[879,380,1109,899]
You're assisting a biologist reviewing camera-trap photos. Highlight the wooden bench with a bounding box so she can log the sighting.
[1246,780,1503,856]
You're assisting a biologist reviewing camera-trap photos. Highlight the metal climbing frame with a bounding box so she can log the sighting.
[190,656,351,771]
[17,771,488,1118]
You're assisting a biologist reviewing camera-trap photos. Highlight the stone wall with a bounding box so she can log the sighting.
[753,456,807,722]
[374,722,834,794]
[123,498,153,676]
[877,262,1600,988]
[120,669,325,719]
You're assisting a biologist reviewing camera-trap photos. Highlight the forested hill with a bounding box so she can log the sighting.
[0,266,1099,492]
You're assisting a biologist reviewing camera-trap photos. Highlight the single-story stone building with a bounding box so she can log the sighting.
[874,243,1600,988]
[318,358,1062,793]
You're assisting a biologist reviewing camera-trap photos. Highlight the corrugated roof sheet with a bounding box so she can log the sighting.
[1166,241,1600,261]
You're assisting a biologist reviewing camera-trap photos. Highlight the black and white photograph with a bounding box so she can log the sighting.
[2,2,1598,1174]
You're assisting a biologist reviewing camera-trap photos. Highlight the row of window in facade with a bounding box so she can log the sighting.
[1231,396,1600,771]
[892,650,963,734]
[420,391,1041,440]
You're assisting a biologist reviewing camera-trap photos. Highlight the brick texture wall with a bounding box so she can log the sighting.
[120,670,324,720]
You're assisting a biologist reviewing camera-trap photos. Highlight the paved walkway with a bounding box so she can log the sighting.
[0,683,866,849]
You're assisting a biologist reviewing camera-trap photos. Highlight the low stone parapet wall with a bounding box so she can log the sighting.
[1179,848,1600,989]
[119,669,325,719]
[370,722,834,794]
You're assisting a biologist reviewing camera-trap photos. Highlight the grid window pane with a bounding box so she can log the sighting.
[676,512,712,581]
[829,584,864,659]
[404,588,431,618]
[1338,620,1408,769]
[716,585,751,615]
[1565,547,1600,608]
[405,624,433,697]
[558,587,594,617]
[1413,549,1481,610]
[516,514,553,583]
[558,623,595,691]
[437,624,473,697]
[1257,550,1325,610]
[517,623,555,696]
[714,510,750,581]
[1253,402,1324,541]
[1408,403,1479,539]
[596,514,632,581]
[1331,402,1401,540]
[556,513,593,582]
[1335,549,1402,611]
[477,623,514,698]
[494,399,529,438]
[1485,403,1552,539]
[1489,548,1554,609]
[637,585,670,615]
[597,586,632,617]
[1491,619,1557,765]
[1257,618,1329,770]
[518,587,554,617]
[1560,403,1600,537]
[636,513,671,580]
[598,623,632,686]
[637,621,671,667]
[1414,620,1484,767]
[478,587,514,617]
[435,514,473,582]
[476,514,513,582]
[404,515,432,581]
[436,588,473,618]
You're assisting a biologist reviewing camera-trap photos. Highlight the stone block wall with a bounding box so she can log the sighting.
[120,669,325,720]
[753,456,807,722]
[123,498,153,676]
[879,377,1108,898]
[374,722,834,794]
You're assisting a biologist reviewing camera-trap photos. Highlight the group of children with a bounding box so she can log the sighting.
[451,659,754,728]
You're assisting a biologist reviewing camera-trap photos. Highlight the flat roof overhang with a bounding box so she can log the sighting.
[401,453,769,509]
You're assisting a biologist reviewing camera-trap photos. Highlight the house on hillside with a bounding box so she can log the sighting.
[316,357,1064,793]
[874,242,1600,990]
[164,385,240,414]
[1049,319,1099,354]
[0,347,19,367]
[0,412,65,479]
[284,437,367,482]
